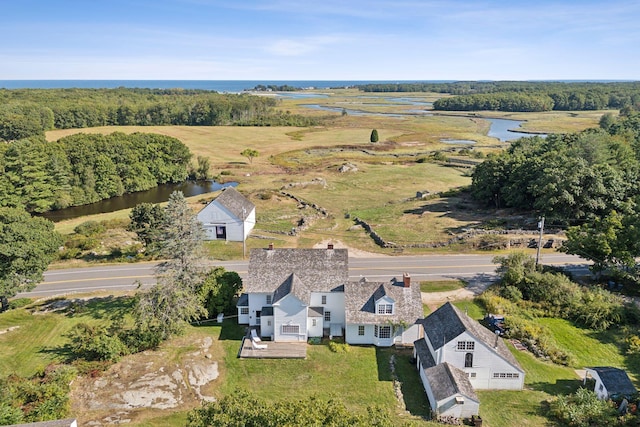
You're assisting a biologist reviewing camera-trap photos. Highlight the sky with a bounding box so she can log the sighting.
[1,0,639,81]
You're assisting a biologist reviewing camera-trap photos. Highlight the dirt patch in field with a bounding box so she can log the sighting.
[421,274,497,311]
[71,336,219,425]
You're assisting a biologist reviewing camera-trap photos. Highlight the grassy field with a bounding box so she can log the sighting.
[44,89,603,254]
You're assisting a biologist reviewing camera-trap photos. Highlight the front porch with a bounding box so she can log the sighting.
[238,329,307,359]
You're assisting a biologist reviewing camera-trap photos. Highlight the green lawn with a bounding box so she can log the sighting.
[538,317,626,369]
[2,294,634,427]
[420,280,467,293]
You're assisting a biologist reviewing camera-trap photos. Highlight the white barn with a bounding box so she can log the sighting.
[414,302,525,420]
[197,187,255,242]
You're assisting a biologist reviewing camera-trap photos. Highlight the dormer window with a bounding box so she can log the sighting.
[377,303,393,314]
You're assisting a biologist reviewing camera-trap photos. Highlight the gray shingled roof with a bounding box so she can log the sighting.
[309,307,324,317]
[423,362,479,403]
[344,279,423,325]
[590,367,637,397]
[421,302,522,372]
[414,337,436,369]
[245,248,349,304]
[212,187,255,219]
[236,293,248,307]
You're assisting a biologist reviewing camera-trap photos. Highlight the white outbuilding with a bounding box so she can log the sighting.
[197,187,255,241]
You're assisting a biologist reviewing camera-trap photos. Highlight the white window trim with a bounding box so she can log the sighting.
[376,303,394,314]
[456,341,475,351]
[282,324,300,335]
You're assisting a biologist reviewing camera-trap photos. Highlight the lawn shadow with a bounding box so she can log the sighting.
[529,379,582,396]
[76,295,136,320]
[375,347,432,419]
[38,342,76,364]
[374,347,393,382]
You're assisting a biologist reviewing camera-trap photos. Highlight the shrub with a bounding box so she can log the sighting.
[1,365,78,423]
[431,151,447,161]
[570,287,623,331]
[500,285,523,302]
[64,235,98,251]
[548,388,618,427]
[8,298,32,310]
[73,220,106,236]
[57,247,82,260]
[328,341,350,353]
[67,323,130,362]
[626,335,640,356]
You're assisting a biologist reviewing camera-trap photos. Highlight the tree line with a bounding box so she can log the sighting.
[470,111,640,220]
[471,110,640,280]
[356,81,640,112]
[0,87,318,141]
[0,132,191,213]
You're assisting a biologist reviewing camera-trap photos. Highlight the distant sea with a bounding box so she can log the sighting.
[0,80,454,92]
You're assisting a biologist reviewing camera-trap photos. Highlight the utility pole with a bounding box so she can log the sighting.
[535,216,545,266]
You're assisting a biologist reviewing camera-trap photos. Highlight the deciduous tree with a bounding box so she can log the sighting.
[0,208,62,311]
[240,148,259,164]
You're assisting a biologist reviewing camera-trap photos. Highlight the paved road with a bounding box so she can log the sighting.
[23,253,590,299]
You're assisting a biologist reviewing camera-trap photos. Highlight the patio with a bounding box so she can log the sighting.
[238,337,307,359]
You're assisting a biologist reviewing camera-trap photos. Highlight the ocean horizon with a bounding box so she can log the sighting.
[0,80,456,92]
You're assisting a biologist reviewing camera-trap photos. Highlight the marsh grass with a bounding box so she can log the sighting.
[44,90,601,254]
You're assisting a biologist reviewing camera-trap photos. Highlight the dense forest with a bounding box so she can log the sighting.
[0,132,191,213]
[356,81,640,112]
[470,111,640,220]
[0,88,318,141]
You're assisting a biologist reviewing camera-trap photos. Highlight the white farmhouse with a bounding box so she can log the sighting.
[237,244,422,346]
[197,187,255,242]
[414,302,524,419]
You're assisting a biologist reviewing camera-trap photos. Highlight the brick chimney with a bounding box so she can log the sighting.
[327,243,334,250]
[268,243,274,250]
[403,273,411,288]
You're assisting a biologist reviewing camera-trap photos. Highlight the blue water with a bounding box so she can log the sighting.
[0,80,453,92]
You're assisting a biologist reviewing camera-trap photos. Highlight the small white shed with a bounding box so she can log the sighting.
[197,187,255,241]
[585,367,637,400]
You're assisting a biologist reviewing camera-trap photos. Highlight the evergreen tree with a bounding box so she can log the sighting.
[370,129,379,143]
[133,191,206,340]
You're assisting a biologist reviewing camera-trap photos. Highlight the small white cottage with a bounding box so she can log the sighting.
[197,187,255,241]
